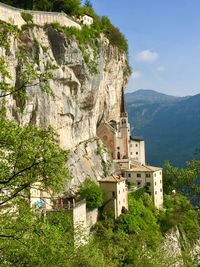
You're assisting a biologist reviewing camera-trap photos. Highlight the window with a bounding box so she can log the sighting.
[155,191,157,195]
[160,180,162,184]
[146,182,151,186]
[135,144,138,147]
[130,152,133,155]
[137,181,141,187]
[119,201,120,205]
[155,182,157,186]
[136,152,138,155]
[160,188,162,192]
[123,198,125,203]
[123,188,125,192]
[146,173,151,178]
[117,146,120,150]
[137,173,141,177]
[128,173,131,178]
[112,191,115,197]
[160,171,162,175]
[154,173,156,177]
[119,190,120,194]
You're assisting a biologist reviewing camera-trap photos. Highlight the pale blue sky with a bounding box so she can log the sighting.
[91,0,200,96]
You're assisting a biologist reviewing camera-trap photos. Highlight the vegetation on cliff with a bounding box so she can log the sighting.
[1,0,131,75]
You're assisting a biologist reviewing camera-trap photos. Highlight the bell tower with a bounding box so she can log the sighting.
[118,88,130,159]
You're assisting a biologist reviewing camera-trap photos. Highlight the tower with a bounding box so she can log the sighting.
[116,88,130,160]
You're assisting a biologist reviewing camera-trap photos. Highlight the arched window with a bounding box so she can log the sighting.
[117,152,120,159]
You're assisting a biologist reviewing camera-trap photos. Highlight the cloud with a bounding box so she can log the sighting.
[157,65,165,72]
[131,71,142,79]
[136,50,159,63]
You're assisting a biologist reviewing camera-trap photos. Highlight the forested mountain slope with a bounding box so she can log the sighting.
[126,90,200,166]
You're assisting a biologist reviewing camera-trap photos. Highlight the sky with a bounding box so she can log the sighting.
[91,0,200,96]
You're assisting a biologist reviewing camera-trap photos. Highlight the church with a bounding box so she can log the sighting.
[97,88,163,208]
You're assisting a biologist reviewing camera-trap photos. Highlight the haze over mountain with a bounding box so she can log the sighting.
[125,89,200,167]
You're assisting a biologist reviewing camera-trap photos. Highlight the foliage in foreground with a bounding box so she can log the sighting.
[78,177,103,209]
[1,190,199,267]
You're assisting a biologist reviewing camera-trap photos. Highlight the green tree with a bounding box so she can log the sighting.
[79,178,103,209]
[163,160,200,208]
[52,0,81,16]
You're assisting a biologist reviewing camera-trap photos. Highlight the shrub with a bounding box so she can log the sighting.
[79,177,103,209]
[21,12,33,24]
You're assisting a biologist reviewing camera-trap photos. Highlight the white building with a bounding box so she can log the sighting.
[129,137,145,165]
[30,182,52,210]
[123,164,163,209]
[99,175,128,218]
[80,14,93,26]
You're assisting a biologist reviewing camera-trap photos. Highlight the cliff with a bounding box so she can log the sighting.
[0,19,129,187]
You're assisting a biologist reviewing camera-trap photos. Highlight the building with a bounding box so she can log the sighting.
[97,88,146,168]
[99,175,128,218]
[97,88,163,208]
[30,182,52,210]
[129,136,145,165]
[80,14,93,26]
[123,165,163,209]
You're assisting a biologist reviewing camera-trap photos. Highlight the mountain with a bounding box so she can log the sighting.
[125,89,200,167]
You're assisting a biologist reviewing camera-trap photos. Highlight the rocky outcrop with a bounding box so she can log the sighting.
[1,23,128,186]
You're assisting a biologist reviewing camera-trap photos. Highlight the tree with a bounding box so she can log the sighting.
[52,0,81,16]
[79,178,103,209]
[163,160,200,208]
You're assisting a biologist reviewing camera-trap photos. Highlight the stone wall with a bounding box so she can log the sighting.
[86,208,98,230]
[0,2,81,29]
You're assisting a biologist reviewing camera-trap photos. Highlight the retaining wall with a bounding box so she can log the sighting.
[0,2,81,29]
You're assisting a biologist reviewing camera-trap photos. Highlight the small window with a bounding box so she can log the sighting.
[119,201,120,205]
[117,146,120,150]
[123,188,125,192]
[137,181,141,186]
[112,191,115,197]
[160,171,162,175]
[135,144,138,147]
[119,190,120,194]
[136,152,138,155]
[146,173,151,178]
[128,173,131,178]
[155,191,157,195]
[146,182,151,186]
[160,180,162,183]
[160,188,162,192]
[154,173,156,177]
[155,182,157,186]
[137,173,141,177]
[130,152,133,155]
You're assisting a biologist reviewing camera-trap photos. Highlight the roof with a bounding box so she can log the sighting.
[128,164,162,172]
[99,175,126,183]
[130,136,144,141]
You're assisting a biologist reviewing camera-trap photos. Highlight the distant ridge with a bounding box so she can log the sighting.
[125,89,200,167]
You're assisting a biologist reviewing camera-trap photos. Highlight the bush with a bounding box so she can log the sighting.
[79,177,103,209]
[21,12,33,24]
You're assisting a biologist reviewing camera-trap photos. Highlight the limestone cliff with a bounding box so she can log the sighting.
[1,23,129,187]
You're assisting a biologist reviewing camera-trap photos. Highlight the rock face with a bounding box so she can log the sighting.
[1,25,128,186]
